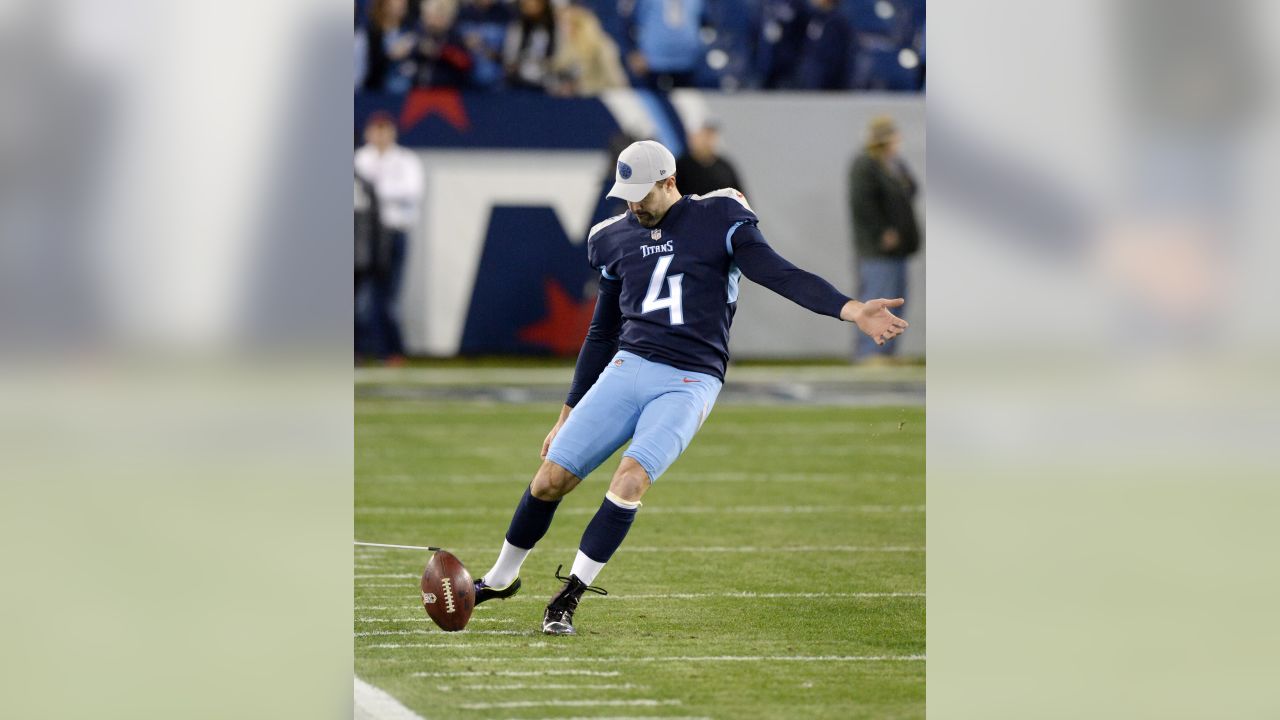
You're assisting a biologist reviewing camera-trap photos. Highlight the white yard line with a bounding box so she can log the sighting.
[356,629,528,637]
[461,699,682,709]
[368,642,559,649]
[443,655,926,663]
[357,505,923,516]
[411,669,621,678]
[356,616,516,624]
[356,590,924,600]
[361,471,917,484]
[443,682,642,691]
[356,543,924,554]
[488,712,711,717]
[354,677,424,720]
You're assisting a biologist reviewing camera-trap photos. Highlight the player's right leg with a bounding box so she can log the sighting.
[477,352,643,602]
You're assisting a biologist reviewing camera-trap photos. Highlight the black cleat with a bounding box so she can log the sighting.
[542,565,607,636]
[474,577,521,605]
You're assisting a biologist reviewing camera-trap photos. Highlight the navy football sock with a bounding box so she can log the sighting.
[504,486,561,550]
[572,493,640,584]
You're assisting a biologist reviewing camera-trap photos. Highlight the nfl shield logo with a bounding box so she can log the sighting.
[650,229,662,240]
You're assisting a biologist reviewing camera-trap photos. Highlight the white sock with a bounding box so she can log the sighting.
[570,549,607,585]
[482,540,530,588]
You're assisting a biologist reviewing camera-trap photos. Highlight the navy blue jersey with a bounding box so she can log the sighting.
[566,189,851,406]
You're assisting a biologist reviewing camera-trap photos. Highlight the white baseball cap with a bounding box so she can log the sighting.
[607,140,676,203]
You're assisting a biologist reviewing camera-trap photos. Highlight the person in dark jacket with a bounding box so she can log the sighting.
[849,115,920,362]
[674,119,745,198]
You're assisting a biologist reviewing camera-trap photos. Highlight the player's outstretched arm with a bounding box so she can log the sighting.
[841,298,909,346]
[732,224,856,316]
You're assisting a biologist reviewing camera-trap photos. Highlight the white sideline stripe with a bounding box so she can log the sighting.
[412,670,620,677]
[357,505,924,517]
[356,542,924,554]
[356,629,526,637]
[354,677,424,720]
[462,700,681,710]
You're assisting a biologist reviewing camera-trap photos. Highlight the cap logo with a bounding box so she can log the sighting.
[618,161,632,180]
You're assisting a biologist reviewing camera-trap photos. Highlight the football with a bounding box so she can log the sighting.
[420,550,474,632]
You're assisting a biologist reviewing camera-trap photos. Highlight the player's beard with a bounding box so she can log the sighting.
[633,209,663,227]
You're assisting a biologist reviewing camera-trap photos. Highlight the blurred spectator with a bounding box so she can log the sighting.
[755,0,810,89]
[354,113,424,364]
[550,5,628,96]
[848,115,919,363]
[674,119,745,197]
[354,174,384,359]
[792,0,852,90]
[363,0,419,93]
[457,0,512,90]
[413,0,474,87]
[620,0,705,91]
[504,0,557,90]
[356,4,368,88]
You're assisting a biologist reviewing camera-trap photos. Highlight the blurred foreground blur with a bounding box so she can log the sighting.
[0,1,354,718]
[929,1,1280,717]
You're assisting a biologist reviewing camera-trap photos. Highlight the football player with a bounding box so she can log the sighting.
[473,140,908,635]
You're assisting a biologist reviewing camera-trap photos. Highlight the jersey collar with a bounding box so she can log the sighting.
[654,195,689,228]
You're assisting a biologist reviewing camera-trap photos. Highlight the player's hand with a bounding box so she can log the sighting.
[880,228,901,252]
[541,404,574,459]
[841,298,909,346]
[541,422,563,459]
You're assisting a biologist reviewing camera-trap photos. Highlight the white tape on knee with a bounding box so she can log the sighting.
[605,490,642,510]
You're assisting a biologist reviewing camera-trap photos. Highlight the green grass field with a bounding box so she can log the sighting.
[356,398,925,719]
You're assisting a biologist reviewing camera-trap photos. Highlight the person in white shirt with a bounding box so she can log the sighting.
[354,112,424,363]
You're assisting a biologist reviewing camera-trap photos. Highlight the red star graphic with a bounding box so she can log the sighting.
[517,279,596,356]
[399,88,470,132]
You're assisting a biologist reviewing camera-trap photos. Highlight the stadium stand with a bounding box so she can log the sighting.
[355,0,925,93]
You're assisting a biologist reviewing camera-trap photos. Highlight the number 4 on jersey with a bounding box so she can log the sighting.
[642,254,684,325]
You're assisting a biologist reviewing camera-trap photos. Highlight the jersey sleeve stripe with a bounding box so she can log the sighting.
[724,221,747,256]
